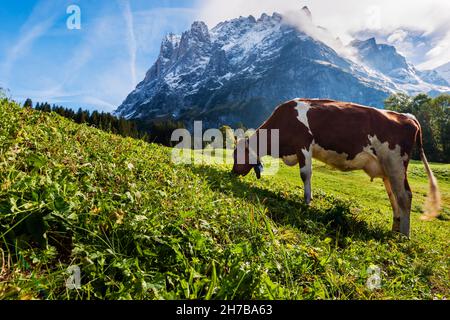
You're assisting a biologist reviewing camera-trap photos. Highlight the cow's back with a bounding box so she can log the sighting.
[259,98,419,164]
[302,99,418,160]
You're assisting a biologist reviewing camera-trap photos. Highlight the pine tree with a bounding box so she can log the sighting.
[23,98,33,108]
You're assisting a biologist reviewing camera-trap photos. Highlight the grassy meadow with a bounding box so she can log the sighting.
[0,99,449,299]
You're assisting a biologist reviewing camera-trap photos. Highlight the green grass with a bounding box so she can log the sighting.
[0,99,449,300]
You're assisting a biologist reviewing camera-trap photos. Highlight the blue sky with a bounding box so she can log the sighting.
[0,0,198,112]
[1,0,449,112]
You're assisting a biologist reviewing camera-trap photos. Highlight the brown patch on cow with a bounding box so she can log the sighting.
[256,100,313,167]
[303,99,419,159]
[241,98,420,173]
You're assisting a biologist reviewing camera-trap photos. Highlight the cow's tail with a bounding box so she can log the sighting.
[415,120,441,220]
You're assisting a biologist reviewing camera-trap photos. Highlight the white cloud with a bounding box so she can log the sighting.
[60,6,196,109]
[7,8,127,110]
[117,0,138,86]
[13,86,116,112]
[196,0,450,69]
[282,9,359,61]
[387,30,408,44]
[26,5,196,111]
[5,19,52,65]
[419,31,450,70]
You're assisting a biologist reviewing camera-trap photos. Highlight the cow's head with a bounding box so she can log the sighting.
[232,138,263,179]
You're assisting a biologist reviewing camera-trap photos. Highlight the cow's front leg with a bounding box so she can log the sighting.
[298,147,313,205]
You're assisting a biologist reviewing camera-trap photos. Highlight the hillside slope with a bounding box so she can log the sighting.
[0,99,448,299]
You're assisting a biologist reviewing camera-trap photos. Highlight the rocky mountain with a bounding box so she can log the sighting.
[435,62,450,84]
[116,8,450,129]
[350,38,449,91]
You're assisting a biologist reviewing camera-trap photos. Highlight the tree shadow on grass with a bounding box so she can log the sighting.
[189,164,393,246]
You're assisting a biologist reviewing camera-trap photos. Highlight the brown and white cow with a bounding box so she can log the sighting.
[232,98,441,237]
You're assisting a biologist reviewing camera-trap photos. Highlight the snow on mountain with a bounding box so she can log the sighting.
[116,8,449,129]
[352,28,433,68]
[435,62,450,84]
[350,38,449,94]
[418,69,449,87]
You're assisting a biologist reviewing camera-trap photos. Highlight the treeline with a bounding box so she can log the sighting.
[384,93,450,163]
[23,93,450,163]
[26,99,185,146]
[34,101,141,139]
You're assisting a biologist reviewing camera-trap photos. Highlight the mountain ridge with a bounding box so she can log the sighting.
[116,8,449,128]
[435,61,450,84]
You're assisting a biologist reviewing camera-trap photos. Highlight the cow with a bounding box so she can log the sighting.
[232,98,441,237]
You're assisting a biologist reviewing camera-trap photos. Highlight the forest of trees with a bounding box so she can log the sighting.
[28,100,185,146]
[384,93,450,163]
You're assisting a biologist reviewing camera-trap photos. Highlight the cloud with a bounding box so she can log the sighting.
[117,0,138,86]
[57,6,196,109]
[11,4,196,112]
[7,5,126,110]
[12,86,116,112]
[387,30,408,44]
[282,9,359,61]
[196,0,450,69]
[418,31,450,70]
[5,19,53,65]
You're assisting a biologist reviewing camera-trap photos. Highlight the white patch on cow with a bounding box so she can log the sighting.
[282,154,298,166]
[301,146,312,170]
[312,139,384,180]
[282,146,313,168]
[312,145,352,170]
[361,145,384,180]
[368,135,411,235]
[294,100,312,135]
[368,135,408,180]
[404,113,417,121]
[311,136,410,184]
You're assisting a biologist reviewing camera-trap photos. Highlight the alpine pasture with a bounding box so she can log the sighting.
[0,99,448,299]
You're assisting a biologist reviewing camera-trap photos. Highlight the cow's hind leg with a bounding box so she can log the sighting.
[398,176,413,236]
[383,161,412,237]
[383,178,400,232]
[298,147,313,205]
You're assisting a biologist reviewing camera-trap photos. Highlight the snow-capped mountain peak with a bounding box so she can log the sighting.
[350,37,449,92]
[116,8,449,128]
[435,62,450,84]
